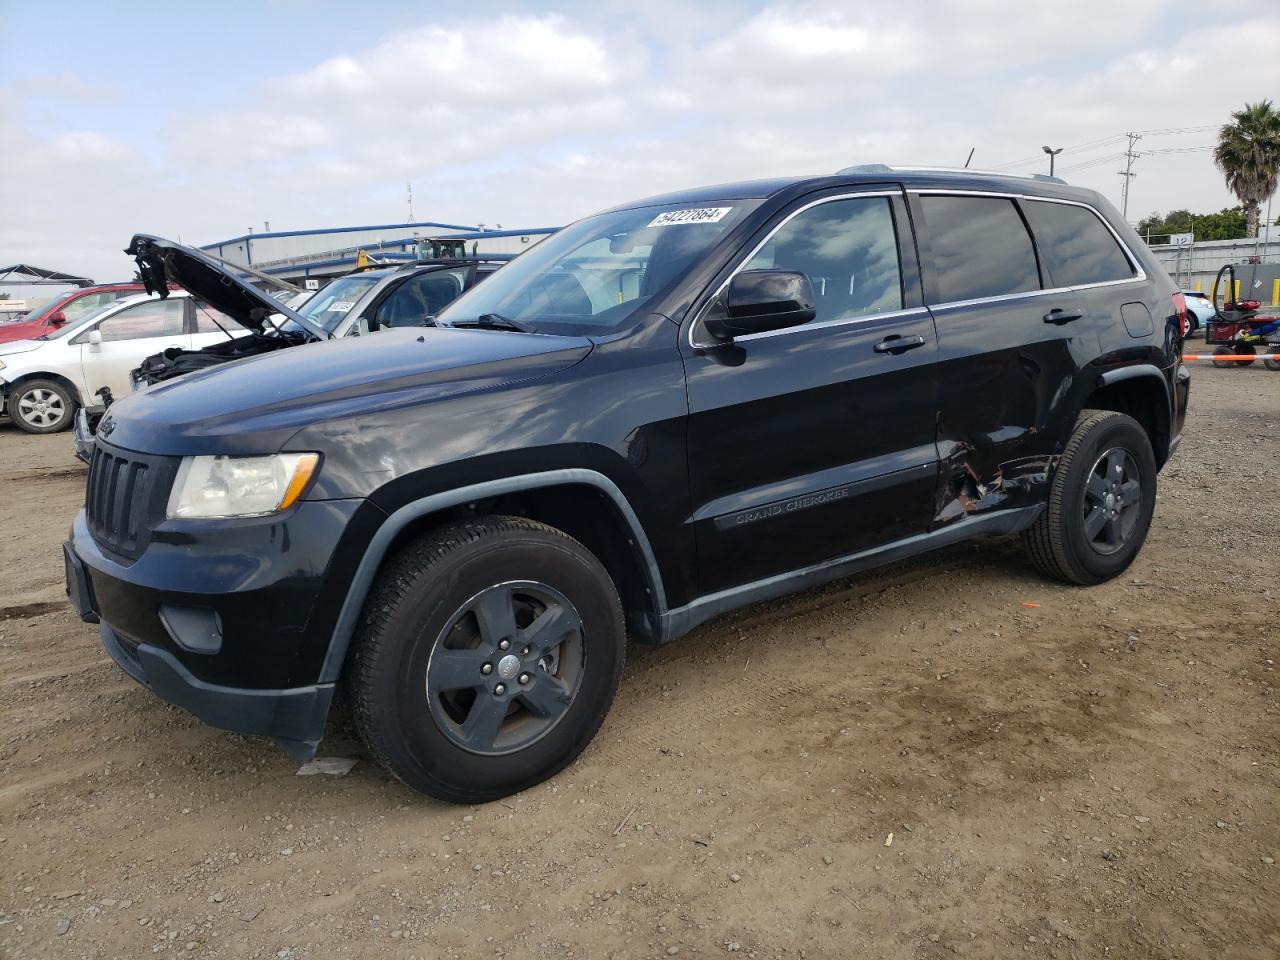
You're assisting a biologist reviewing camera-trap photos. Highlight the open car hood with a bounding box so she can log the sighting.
[126,234,329,341]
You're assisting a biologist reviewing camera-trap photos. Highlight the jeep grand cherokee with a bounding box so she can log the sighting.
[64,165,1189,803]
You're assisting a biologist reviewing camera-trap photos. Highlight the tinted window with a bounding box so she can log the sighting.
[1022,200,1134,287]
[93,299,186,342]
[922,196,1040,302]
[742,196,903,324]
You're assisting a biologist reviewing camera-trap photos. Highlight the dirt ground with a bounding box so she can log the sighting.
[1,367,1276,960]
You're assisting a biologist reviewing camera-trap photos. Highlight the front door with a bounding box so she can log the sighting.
[682,189,940,596]
[77,298,189,403]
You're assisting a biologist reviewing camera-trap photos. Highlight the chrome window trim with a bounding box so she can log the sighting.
[688,187,1148,350]
[910,189,1147,308]
[688,190,902,349]
[733,307,930,342]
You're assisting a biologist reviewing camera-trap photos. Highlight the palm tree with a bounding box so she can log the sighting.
[1214,100,1280,239]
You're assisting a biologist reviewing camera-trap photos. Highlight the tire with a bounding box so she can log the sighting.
[1264,357,1280,372]
[1022,410,1157,586]
[1211,346,1235,369]
[1234,343,1257,367]
[348,516,625,803]
[7,379,77,434]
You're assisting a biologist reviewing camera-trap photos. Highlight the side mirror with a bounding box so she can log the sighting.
[48,311,67,325]
[702,270,816,341]
[88,330,103,347]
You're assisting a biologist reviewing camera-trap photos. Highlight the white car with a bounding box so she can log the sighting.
[0,292,240,434]
[1182,290,1216,336]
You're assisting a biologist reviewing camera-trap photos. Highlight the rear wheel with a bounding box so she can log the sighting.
[349,516,625,803]
[1211,346,1235,369]
[1235,343,1257,367]
[1023,410,1157,586]
[1264,355,1280,372]
[7,379,77,434]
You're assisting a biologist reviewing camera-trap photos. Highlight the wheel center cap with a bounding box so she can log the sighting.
[496,654,521,680]
[1104,493,1115,510]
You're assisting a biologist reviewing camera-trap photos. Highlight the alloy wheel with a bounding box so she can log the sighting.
[1082,447,1143,556]
[425,580,585,756]
[17,388,66,428]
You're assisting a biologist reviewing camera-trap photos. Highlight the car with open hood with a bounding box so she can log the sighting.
[65,166,1187,804]
[124,236,509,388]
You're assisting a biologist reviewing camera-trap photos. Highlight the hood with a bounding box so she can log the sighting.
[126,234,329,341]
[0,338,45,358]
[100,326,593,454]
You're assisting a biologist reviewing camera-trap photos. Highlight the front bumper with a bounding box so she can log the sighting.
[65,493,385,758]
[65,538,334,759]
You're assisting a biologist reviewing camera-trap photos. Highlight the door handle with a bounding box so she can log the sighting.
[874,334,927,354]
[1043,308,1083,325]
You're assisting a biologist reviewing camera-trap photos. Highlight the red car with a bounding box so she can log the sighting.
[0,283,150,344]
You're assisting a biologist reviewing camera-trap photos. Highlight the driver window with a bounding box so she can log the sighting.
[742,197,903,324]
[89,299,186,343]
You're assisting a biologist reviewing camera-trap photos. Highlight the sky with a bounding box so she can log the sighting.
[1,0,1277,284]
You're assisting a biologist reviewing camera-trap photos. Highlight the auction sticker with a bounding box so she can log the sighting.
[328,301,355,313]
[648,207,733,227]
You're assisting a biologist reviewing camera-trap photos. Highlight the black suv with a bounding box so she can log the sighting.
[64,166,1189,803]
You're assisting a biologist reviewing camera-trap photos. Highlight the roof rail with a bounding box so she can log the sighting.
[836,163,1066,185]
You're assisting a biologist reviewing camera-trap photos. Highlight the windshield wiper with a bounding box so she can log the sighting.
[449,313,535,333]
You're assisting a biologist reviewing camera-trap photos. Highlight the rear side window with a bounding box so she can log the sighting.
[921,196,1040,303]
[1021,200,1135,287]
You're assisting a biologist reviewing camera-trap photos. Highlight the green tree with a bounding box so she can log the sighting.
[1213,100,1280,238]
[1136,207,1248,243]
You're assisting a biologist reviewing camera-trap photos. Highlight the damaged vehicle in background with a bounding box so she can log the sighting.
[70,236,509,457]
[125,236,511,388]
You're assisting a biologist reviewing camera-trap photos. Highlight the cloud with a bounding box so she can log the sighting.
[1,1,1277,283]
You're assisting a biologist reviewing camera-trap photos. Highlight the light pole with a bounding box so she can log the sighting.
[1042,145,1063,177]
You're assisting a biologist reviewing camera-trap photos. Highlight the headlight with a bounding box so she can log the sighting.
[167,453,320,519]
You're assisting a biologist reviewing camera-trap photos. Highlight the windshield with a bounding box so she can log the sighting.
[294,274,382,332]
[436,200,764,335]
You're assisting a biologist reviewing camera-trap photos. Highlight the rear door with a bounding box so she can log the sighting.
[912,192,1098,524]
[682,188,940,595]
[76,298,190,402]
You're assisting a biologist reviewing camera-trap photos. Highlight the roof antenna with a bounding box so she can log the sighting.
[964,148,975,168]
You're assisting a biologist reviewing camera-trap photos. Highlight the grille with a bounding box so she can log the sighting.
[85,442,180,563]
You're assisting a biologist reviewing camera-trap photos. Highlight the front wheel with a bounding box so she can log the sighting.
[348,516,625,803]
[1023,410,1157,585]
[7,379,77,433]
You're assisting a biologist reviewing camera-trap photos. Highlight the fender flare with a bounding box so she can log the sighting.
[1094,363,1172,455]
[317,468,668,683]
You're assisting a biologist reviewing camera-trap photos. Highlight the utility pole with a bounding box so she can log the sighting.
[1117,132,1142,219]
[407,182,415,223]
[1042,145,1063,177]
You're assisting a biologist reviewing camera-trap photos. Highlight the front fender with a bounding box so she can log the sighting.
[314,468,667,684]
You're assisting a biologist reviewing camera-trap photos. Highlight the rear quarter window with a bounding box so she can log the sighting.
[1021,200,1135,287]
[921,195,1041,303]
